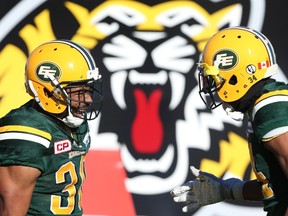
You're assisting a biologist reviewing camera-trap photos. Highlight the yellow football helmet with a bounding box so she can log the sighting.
[25,39,103,122]
[198,26,278,109]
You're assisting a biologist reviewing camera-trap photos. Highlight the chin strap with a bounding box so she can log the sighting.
[222,103,244,121]
[47,74,84,128]
[59,106,84,128]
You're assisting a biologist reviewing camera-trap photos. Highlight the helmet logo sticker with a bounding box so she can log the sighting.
[246,64,256,74]
[213,50,238,70]
[36,63,61,82]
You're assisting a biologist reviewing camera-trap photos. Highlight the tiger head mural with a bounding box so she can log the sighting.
[80,0,266,195]
[0,0,268,212]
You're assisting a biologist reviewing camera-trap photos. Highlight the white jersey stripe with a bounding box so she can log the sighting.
[252,95,288,120]
[0,132,50,148]
[263,126,288,139]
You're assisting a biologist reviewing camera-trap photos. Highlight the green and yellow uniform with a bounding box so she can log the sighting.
[0,100,90,215]
[248,81,288,216]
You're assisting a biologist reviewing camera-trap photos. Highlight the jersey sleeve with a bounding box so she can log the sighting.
[0,124,53,172]
[252,93,288,142]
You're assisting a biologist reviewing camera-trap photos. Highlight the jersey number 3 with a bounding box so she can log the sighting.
[50,156,85,214]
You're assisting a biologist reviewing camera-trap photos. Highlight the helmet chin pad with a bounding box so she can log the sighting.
[58,107,84,128]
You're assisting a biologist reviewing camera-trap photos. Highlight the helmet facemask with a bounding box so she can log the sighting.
[54,77,103,128]
[198,62,225,110]
[63,78,103,120]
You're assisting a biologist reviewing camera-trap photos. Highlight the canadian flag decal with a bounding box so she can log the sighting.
[258,60,270,69]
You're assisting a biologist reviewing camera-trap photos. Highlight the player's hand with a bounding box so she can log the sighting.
[170,166,242,212]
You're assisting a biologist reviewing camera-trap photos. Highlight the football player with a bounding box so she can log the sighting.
[0,40,103,215]
[171,26,288,216]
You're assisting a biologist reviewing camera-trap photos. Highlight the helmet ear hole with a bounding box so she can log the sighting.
[44,88,53,98]
[229,75,238,85]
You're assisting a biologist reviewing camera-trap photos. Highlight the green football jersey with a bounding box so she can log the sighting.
[0,100,91,215]
[248,81,288,216]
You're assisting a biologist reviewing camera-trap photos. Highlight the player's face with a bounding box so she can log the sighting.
[66,86,92,118]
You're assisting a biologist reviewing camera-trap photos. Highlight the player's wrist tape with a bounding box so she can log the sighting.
[222,178,245,200]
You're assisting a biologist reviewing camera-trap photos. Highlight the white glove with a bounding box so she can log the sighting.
[170,166,244,213]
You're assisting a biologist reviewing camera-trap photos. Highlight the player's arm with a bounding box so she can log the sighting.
[0,165,41,215]
[171,166,262,212]
[264,131,288,178]
[263,131,288,216]
[242,179,262,200]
